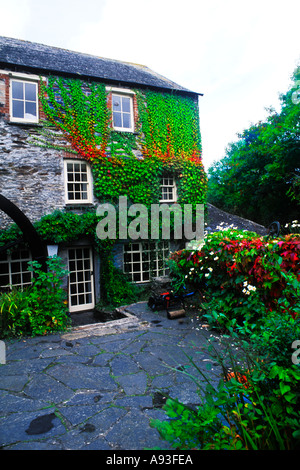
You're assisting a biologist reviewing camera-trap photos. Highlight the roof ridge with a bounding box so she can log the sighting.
[0,35,148,68]
[0,36,201,95]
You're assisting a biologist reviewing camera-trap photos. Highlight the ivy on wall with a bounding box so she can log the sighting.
[39,77,207,209]
[0,76,207,304]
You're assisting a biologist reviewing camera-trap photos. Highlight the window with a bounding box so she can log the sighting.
[112,93,134,132]
[123,241,170,283]
[0,248,32,290]
[160,176,177,202]
[64,160,93,204]
[10,78,38,123]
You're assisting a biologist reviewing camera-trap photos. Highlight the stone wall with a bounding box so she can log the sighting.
[0,119,65,228]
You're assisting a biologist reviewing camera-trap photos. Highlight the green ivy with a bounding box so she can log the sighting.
[1,76,207,308]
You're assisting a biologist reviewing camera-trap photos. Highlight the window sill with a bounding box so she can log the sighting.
[112,128,136,134]
[65,203,95,210]
[8,120,42,127]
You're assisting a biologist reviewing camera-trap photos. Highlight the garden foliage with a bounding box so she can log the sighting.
[170,227,300,331]
[207,66,300,226]
[0,257,70,338]
[150,225,300,450]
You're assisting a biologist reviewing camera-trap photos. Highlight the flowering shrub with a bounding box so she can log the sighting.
[169,226,300,331]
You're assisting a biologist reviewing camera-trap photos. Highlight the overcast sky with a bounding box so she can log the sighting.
[2,0,299,169]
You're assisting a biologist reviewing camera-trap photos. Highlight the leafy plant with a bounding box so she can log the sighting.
[0,256,70,338]
[0,289,32,337]
[207,66,300,226]
[169,228,300,332]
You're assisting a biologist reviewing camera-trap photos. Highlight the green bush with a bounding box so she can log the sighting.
[99,258,138,308]
[0,289,32,337]
[169,228,300,333]
[150,228,300,450]
[0,256,70,338]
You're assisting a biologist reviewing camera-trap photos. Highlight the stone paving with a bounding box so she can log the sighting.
[0,302,225,450]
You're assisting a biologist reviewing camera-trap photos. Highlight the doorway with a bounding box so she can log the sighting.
[68,247,95,312]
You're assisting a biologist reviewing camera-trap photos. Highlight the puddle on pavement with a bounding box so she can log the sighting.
[26,413,56,435]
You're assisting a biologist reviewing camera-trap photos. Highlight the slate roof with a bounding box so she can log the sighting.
[0,36,201,96]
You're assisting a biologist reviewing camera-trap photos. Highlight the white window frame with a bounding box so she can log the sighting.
[159,176,177,203]
[64,159,93,204]
[9,75,39,124]
[106,87,135,133]
[123,241,170,283]
[0,248,32,290]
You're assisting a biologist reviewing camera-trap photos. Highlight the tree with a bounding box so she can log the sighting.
[208,66,300,226]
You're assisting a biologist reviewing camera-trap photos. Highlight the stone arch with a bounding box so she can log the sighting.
[0,194,47,270]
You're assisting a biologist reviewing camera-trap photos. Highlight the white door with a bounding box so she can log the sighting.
[68,247,95,312]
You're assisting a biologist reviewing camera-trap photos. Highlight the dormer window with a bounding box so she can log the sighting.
[112,93,134,132]
[10,78,38,123]
[160,176,177,203]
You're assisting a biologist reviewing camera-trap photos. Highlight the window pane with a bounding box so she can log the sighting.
[0,262,9,274]
[113,112,122,128]
[11,262,21,273]
[11,273,21,285]
[112,95,121,110]
[12,81,23,100]
[122,97,131,113]
[25,101,37,118]
[71,284,77,294]
[12,100,24,118]
[123,113,131,129]
[133,272,141,282]
[25,82,36,101]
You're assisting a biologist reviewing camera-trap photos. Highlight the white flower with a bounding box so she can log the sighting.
[205,273,210,277]
[214,256,219,261]
[208,267,213,272]
[248,285,256,291]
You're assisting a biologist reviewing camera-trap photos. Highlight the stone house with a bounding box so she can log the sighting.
[0,36,206,314]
